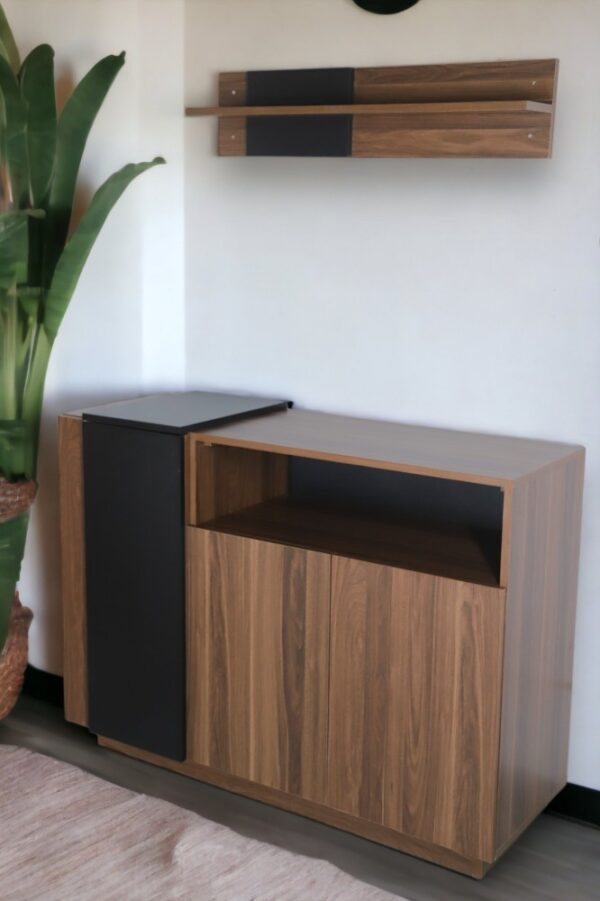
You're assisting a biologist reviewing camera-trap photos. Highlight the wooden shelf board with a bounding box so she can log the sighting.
[198,498,501,588]
[186,100,552,118]
[193,410,582,484]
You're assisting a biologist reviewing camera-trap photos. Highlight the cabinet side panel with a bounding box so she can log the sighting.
[59,415,87,727]
[188,529,330,802]
[84,422,186,761]
[495,451,585,855]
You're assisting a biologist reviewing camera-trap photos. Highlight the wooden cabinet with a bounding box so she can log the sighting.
[61,402,585,879]
[187,529,330,801]
[327,558,504,862]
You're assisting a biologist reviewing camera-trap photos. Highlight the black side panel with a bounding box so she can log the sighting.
[247,67,354,157]
[83,421,185,761]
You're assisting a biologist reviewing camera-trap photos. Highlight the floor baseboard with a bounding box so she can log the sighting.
[22,666,64,709]
[546,783,600,829]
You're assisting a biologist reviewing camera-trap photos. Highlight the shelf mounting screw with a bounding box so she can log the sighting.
[532,79,537,86]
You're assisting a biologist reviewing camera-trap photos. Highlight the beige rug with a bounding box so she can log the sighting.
[0,745,404,901]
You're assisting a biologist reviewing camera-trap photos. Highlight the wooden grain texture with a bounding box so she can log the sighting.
[218,117,246,156]
[58,414,87,727]
[327,558,505,862]
[354,60,558,104]
[203,498,500,587]
[494,451,585,857]
[187,528,330,802]
[353,115,551,159]
[195,409,581,486]
[196,61,558,159]
[217,72,247,156]
[219,71,247,106]
[190,442,288,526]
[188,100,551,118]
[97,735,489,878]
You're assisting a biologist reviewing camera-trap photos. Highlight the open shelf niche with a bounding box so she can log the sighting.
[187,58,558,159]
[189,442,504,587]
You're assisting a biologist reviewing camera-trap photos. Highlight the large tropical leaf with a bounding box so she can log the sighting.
[0,211,27,292]
[20,44,56,207]
[0,3,20,74]
[0,209,45,292]
[43,52,125,285]
[0,513,29,650]
[0,55,28,207]
[0,419,27,479]
[43,157,164,341]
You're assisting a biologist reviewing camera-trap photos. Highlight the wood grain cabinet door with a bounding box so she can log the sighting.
[187,529,331,803]
[327,556,506,862]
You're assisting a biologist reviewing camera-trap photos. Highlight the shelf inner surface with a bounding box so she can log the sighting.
[199,498,501,588]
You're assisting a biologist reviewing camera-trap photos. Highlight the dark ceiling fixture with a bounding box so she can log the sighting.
[352,0,421,13]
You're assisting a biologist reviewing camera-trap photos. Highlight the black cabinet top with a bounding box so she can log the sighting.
[81,391,291,435]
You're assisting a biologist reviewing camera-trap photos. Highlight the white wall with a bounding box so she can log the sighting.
[185,0,600,790]
[3,0,185,674]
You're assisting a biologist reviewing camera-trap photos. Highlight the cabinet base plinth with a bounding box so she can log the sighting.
[97,735,492,879]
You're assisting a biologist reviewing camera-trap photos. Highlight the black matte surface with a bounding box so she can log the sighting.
[84,422,186,760]
[246,68,354,158]
[352,0,421,13]
[22,665,64,708]
[289,457,503,581]
[247,115,353,158]
[82,391,289,435]
[247,68,354,106]
[547,784,600,828]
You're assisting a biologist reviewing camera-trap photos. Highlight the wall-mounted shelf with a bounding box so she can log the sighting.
[187,59,558,159]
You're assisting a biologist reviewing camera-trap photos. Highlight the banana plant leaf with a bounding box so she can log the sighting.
[43,52,126,286]
[0,513,28,650]
[0,0,164,652]
[43,157,165,341]
[20,45,56,208]
[0,4,19,74]
[0,54,28,207]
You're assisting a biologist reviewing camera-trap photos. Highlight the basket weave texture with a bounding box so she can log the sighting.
[0,477,37,524]
[0,478,37,719]
[0,593,33,720]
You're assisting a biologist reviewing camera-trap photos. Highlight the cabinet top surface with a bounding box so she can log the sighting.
[195,409,583,484]
[78,391,290,435]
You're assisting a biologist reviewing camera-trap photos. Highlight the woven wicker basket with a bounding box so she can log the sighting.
[0,477,36,720]
[0,593,33,720]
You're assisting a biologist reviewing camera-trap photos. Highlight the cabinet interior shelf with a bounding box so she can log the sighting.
[189,59,558,158]
[200,497,502,588]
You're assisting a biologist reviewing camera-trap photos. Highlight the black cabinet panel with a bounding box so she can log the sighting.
[246,68,354,158]
[247,68,354,106]
[84,422,186,760]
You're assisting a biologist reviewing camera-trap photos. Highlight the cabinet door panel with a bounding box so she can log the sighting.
[328,557,505,862]
[188,529,330,802]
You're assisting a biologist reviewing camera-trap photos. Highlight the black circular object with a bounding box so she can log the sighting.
[352,0,421,13]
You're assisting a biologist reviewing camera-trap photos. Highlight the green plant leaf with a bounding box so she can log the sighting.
[0,54,28,206]
[0,212,26,291]
[20,44,56,207]
[0,512,29,652]
[43,157,164,341]
[0,418,27,479]
[43,52,126,285]
[0,3,20,74]
[0,210,43,291]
